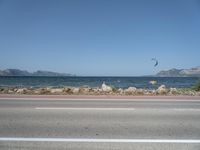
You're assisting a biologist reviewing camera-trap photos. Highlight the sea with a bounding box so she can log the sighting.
[0,76,199,89]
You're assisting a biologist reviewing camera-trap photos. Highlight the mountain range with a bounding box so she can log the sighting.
[1,67,200,77]
[0,69,74,76]
[156,66,200,77]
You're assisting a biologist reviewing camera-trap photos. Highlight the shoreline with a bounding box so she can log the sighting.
[1,86,200,96]
[1,83,200,97]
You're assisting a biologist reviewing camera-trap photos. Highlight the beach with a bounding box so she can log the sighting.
[0,76,200,96]
[1,83,200,96]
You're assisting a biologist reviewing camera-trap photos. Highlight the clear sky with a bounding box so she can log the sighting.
[0,0,200,76]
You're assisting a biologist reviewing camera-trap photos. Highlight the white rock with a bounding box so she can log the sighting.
[16,89,24,94]
[101,82,112,92]
[63,87,71,93]
[124,87,137,94]
[158,85,166,90]
[34,90,40,94]
[50,88,63,94]
[80,87,90,93]
[117,88,124,94]
[8,89,14,94]
[156,85,168,94]
[92,88,99,93]
[72,88,80,94]
[14,88,18,92]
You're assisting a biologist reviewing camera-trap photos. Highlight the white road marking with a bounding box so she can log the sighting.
[173,108,200,111]
[35,107,200,111]
[0,138,200,143]
[35,107,135,111]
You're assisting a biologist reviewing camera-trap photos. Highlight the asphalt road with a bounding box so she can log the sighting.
[0,98,200,150]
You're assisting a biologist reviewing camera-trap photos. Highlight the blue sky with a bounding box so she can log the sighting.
[0,0,200,76]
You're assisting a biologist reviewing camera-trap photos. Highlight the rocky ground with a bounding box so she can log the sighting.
[0,83,200,96]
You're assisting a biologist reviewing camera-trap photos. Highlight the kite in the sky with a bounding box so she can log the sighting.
[151,58,158,67]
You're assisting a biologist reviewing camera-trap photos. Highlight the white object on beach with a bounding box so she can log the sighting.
[101,82,112,92]
[149,80,157,85]
[156,85,168,94]
[72,87,80,94]
[124,87,137,94]
[50,88,63,94]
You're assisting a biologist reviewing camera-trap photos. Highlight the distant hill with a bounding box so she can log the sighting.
[0,69,74,76]
[156,66,200,77]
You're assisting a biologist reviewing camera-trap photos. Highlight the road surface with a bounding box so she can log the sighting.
[0,97,200,149]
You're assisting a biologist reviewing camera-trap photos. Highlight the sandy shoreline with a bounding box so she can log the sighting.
[1,83,200,98]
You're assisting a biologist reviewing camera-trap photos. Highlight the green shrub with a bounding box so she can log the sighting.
[110,85,117,92]
[192,79,200,91]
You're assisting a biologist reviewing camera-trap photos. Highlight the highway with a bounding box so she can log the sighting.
[0,97,200,149]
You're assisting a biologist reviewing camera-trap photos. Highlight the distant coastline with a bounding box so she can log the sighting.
[155,66,200,77]
[0,69,75,77]
[1,67,200,77]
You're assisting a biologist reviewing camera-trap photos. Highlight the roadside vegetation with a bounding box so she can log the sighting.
[192,79,200,91]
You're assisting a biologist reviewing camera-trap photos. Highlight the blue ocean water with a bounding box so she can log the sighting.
[0,76,199,89]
